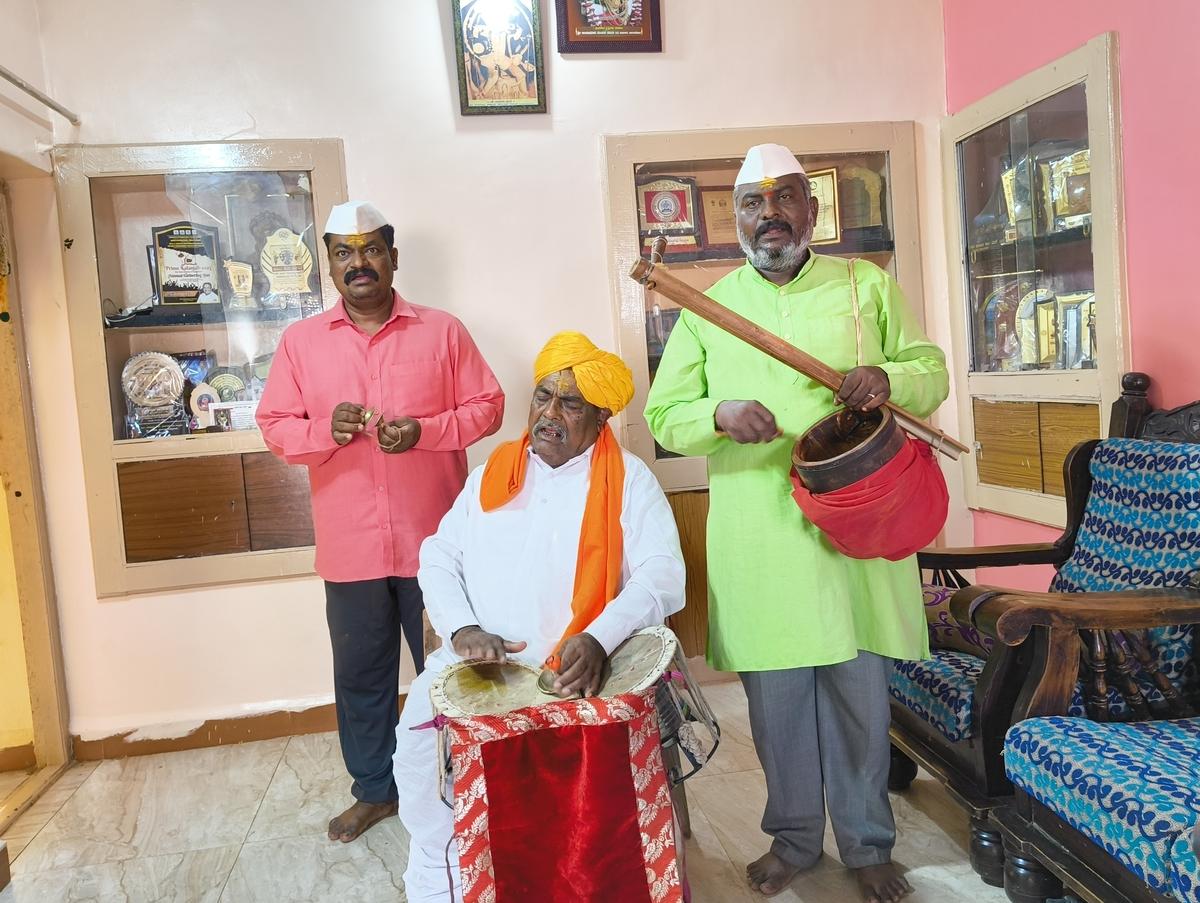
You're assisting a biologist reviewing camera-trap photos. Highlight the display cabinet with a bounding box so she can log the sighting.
[604,122,927,491]
[53,140,347,596]
[943,33,1127,526]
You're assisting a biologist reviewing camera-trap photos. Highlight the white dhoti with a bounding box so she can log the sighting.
[394,651,460,903]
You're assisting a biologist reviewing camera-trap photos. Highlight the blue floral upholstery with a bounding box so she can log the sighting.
[922,582,994,657]
[1006,716,1200,902]
[1052,439,1200,713]
[889,649,984,743]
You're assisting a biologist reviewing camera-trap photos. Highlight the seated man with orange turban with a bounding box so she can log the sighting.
[393,332,686,903]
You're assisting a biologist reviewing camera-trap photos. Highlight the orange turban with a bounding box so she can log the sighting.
[533,332,634,414]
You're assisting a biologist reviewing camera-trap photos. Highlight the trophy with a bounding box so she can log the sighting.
[151,222,221,305]
[259,227,315,311]
[223,259,256,309]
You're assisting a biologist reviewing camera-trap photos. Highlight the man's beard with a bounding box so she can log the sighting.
[739,222,813,274]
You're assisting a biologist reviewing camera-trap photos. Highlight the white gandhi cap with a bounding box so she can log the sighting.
[323,200,390,236]
[734,144,807,187]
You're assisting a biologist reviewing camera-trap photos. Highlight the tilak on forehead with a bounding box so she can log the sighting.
[323,200,391,238]
[734,143,807,191]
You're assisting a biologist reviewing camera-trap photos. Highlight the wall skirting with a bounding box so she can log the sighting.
[72,696,407,761]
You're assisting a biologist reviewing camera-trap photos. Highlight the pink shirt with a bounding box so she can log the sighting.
[257,291,504,582]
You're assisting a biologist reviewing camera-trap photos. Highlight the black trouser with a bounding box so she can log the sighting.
[324,576,426,803]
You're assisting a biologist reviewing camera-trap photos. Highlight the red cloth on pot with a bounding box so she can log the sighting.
[790,437,948,561]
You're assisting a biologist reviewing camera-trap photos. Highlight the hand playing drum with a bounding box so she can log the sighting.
[451,625,527,663]
[552,633,610,697]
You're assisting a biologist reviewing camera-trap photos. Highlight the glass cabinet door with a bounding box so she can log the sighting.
[92,170,323,441]
[958,83,1095,375]
[634,150,897,463]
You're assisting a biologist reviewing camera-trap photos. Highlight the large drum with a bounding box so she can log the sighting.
[429,626,719,903]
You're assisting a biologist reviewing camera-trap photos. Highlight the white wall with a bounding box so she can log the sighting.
[11,0,959,738]
[0,0,54,176]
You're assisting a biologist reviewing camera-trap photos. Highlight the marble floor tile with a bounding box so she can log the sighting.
[13,739,286,875]
[686,767,1007,903]
[2,762,99,863]
[682,801,759,903]
[220,816,408,903]
[0,772,31,802]
[690,681,765,777]
[246,732,353,843]
[0,844,239,903]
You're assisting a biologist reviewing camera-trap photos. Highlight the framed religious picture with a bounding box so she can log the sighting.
[698,186,740,252]
[806,167,842,246]
[452,0,547,115]
[555,0,661,53]
[636,176,701,254]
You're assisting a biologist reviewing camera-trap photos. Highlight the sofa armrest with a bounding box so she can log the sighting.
[950,583,1200,720]
[918,542,1067,572]
[952,585,1200,646]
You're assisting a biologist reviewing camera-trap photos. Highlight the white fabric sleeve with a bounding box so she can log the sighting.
[417,468,483,647]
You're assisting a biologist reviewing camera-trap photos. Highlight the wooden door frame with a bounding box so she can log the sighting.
[0,179,71,832]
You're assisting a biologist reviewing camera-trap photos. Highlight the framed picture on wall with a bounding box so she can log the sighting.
[452,0,547,115]
[555,0,661,53]
[807,167,842,246]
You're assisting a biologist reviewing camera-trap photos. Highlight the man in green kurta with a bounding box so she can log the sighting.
[645,144,948,903]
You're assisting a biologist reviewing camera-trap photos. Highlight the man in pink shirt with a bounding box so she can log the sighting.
[257,201,504,843]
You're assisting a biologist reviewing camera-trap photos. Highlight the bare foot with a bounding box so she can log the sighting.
[853,862,912,903]
[327,800,397,843]
[746,851,809,897]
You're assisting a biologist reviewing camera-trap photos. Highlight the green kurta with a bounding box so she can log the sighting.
[644,254,949,672]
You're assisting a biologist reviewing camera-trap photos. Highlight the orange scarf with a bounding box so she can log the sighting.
[479,424,625,670]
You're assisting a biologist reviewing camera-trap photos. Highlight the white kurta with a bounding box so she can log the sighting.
[394,443,685,903]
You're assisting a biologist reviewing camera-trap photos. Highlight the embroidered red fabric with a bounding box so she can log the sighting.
[790,436,949,561]
[483,721,651,903]
[447,690,683,903]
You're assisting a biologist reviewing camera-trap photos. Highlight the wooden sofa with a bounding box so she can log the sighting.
[886,373,1197,889]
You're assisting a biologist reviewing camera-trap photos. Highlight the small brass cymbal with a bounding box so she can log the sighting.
[536,668,558,695]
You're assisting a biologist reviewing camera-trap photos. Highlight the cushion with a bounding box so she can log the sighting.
[889,649,984,743]
[922,582,994,657]
[1005,716,1200,902]
[1051,439,1200,704]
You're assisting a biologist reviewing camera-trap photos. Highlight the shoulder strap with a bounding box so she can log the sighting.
[848,257,862,367]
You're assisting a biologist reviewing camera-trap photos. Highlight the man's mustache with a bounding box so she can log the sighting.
[533,417,565,440]
[344,268,379,284]
[756,219,793,239]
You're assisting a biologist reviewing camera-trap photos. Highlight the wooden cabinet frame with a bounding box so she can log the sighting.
[52,140,346,596]
[602,122,926,490]
[942,34,1129,527]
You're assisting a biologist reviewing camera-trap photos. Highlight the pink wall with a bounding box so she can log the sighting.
[944,1,1200,410]
[944,1,1200,575]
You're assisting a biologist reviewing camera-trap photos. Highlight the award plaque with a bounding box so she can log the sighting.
[152,222,222,305]
[223,259,256,309]
[259,227,315,309]
[837,165,883,230]
[1056,291,1096,369]
[637,177,701,251]
[699,186,738,249]
[807,168,841,246]
[1050,149,1091,230]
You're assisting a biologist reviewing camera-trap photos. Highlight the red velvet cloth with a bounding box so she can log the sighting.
[481,721,653,903]
[790,436,949,561]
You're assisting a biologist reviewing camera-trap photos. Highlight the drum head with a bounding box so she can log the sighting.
[598,626,677,697]
[431,661,542,718]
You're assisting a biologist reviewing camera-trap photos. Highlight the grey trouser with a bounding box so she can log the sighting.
[739,650,896,869]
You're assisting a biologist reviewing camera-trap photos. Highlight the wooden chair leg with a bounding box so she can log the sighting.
[1002,838,1063,903]
[969,815,1005,888]
[888,744,919,792]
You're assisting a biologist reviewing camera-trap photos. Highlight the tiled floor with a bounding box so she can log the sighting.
[1,683,1009,902]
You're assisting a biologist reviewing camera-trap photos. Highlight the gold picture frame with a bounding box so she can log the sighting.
[807,167,841,245]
